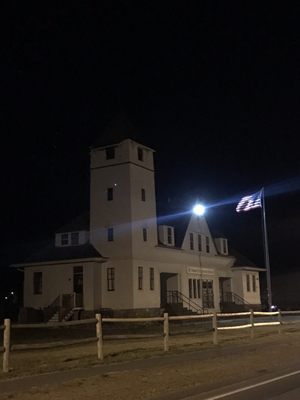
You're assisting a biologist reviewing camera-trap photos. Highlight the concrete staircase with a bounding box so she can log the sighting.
[165,303,199,316]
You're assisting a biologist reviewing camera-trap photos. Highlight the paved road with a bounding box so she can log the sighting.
[179,369,300,400]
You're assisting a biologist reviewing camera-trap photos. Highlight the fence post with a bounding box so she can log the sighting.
[250,309,254,339]
[278,309,282,335]
[3,319,11,373]
[163,312,169,352]
[96,313,103,361]
[212,312,218,345]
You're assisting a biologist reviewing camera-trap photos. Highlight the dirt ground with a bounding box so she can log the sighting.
[1,325,300,400]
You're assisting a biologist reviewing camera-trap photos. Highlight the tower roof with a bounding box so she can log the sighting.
[92,112,140,148]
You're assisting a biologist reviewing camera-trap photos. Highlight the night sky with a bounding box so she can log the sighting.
[1,3,300,297]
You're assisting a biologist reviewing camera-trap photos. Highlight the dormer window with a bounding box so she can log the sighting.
[61,233,69,246]
[106,147,115,160]
[71,232,79,245]
[137,147,144,161]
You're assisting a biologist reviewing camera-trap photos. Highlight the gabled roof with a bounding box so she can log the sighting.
[157,212,191,248]
[56,212,89,233]
[229,249,261,269]
[12,242,104,267]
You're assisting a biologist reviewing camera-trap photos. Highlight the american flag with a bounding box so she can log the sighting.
[236,190,262,213]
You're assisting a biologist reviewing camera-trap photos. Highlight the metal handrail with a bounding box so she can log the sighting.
[166,290,208,314]
[222,291,251,305]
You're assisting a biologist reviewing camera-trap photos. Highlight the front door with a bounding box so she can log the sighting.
[202,280,214,308]
[73,266,83,308]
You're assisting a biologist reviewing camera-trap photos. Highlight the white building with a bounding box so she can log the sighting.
[15,138,264,321]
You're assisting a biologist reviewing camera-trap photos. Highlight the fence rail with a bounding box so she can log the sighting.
[2,309,300,373]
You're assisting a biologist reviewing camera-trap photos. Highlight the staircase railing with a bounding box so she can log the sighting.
[166,290,208,314]
[222,291,251,306]
[44,295,60,322]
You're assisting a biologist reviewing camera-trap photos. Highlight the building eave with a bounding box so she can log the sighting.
[11,257,108,269]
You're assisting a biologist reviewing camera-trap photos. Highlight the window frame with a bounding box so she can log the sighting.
[107,227,114,242]
[190,233,194,250]
[33,272,43,295]
[61,233,69,246]
[137,147,144,161]
[246,274,251,292]
[206,236,210,252]
[107,187,113,201]
[71,232,79,245]
[107,268,115,291]
[138,266,143,290]
[150,267,154,290]
[142,228,148,242]
[105,147,115,160]
[141,188,146,201]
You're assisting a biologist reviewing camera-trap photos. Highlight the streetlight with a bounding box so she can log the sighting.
[192,203,206,216]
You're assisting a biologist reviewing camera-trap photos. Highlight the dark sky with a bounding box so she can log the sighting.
[1,3,300,294]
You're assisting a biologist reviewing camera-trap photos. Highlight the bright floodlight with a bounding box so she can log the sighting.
[193,204,205,216]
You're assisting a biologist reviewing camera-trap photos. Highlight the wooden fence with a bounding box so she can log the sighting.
[1,310,299,373]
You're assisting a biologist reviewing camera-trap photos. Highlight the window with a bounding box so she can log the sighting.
[150,268,154,290]
[198,234,202,251]
[106,147,115,160]
[137,147,144,161]
[107,187,113,201]
[107,227,114,242]
[33,272,42,295]
[189,279,193,298]
[246,274,251,292]
[107,268,115,291]
[206,236,210,252]
[190,233,194,250]
[71,232,79,245]
[142,228,148,242]
[167,227,172,244]
[193,279,197,299]
[222,239,227,254]
[141,188,146,201]
[252,275,256,292]
[197,279,201,298]
[138,266,143,290]
[61,233,69,246]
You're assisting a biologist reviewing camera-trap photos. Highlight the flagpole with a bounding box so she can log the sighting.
[261,187,272,310]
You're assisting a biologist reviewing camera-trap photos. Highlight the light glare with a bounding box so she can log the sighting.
[193,204,205,216]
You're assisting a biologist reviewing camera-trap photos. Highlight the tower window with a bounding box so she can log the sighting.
[190,233,194,250]
[71,232,79,245]
[138,266,143,290]
[143,228,148,242]
[141,188,146,201]
[137,147,144,161]
[107,227,114,242]
[150,268,154,290]
[222,239,227,254]
[106,147,115,160]
[252,275,256,292]
[107,268,115,291]
[107,187,113,201]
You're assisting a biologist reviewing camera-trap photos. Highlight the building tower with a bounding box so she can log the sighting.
[90,138,158,258]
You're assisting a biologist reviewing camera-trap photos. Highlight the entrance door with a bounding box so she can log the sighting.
[73,266,83,308]
[160,273,178,307]
[202,280,214,308]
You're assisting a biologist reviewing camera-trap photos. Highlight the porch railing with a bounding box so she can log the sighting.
[221,291,251,305]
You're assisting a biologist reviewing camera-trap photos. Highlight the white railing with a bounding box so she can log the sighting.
[1,309,300,373]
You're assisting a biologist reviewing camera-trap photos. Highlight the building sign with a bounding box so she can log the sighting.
[187,267,214,276]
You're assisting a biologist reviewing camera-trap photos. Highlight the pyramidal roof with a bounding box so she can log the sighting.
[92,112,140,148]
